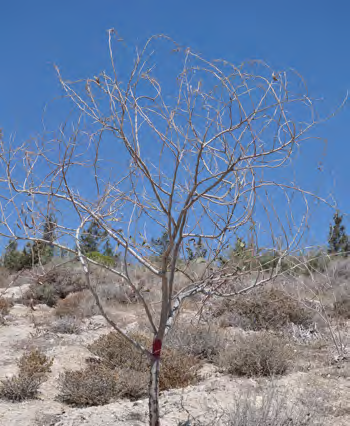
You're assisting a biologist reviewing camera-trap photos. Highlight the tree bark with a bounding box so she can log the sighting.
[149,338,162,426]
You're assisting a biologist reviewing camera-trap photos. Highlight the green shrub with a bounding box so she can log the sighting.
[86,251,115,267]
[218,332,292,377]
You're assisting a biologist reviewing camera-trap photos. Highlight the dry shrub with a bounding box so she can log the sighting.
[219,332,292,377]
[87,332,149,370]
[58,365,117,406]
[333,293,350,319]
[0,374,43,402]
[50,316,82,334]
[88,331,200,392]
[0,297,11,316]
[215,287,311,331]
[0,267,10,288]
[55,290,97,318]
[54,283,138,319]
[165,324,225,361]
[22,267,86,307]
[0,349,53,402]
[18,348,53,377]
[114,369,148,400]
[224,386,319,426]
[96,281,137,304]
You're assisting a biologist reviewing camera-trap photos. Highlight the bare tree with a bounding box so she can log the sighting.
[0,31,332,425]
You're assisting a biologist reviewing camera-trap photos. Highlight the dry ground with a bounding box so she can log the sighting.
[0,264,349,426]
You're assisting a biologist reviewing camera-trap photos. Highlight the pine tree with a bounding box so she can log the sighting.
[151,231,169,256]
[3,240,23,271]
[41,213,57,260]
[103,239,114,257]
[80,221,106,254]
[328,212,349,257]
[186,237,207,261]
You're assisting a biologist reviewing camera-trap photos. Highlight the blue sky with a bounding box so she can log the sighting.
[0,0,349,248]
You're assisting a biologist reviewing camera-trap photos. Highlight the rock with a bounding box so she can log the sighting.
[1,283,31,302]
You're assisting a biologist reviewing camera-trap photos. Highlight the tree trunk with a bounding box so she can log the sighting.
[149,338,162,426]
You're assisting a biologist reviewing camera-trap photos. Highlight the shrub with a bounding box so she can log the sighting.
[114,369,148,400]
[87,332,200,391]
[55,290,97,318]
[0,297,11,316]
[215,287,311,331]
[302,252,329,275]
[225,387,318,426]
[0,349,53,402]
[218,332,292,377]
[50,316,82,334]
[87,332,149,371]
[333,293,350,319]
[165,324,224,361]
[24,282,58,307]
[23,267,86,307]
[96,281,138,304]
[0,374,43,402]
[86,251,115,267]
[57,365,117,406]
[0,267,10,288]
[159,348,199,391]
[18,348,53,377]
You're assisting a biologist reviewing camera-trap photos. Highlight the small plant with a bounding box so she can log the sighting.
[218,332,292,377]
[0,297,11,317]
[17,348,53,377]
[57,365,117,406]
[50,316,82,334]
[0,349,53,402]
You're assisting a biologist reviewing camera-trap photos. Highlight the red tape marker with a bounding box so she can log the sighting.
[152,338,162,358]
